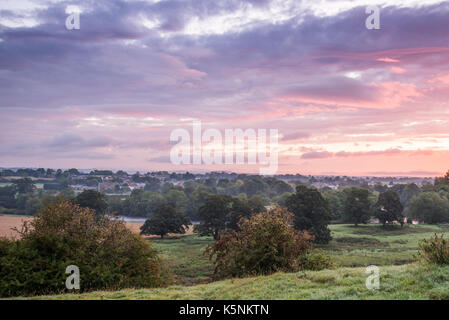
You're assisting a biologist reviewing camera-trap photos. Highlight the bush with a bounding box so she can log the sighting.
[0,201,169,297]
[418,234,449,265]
[205,207,316,278]
[298,249,334,271]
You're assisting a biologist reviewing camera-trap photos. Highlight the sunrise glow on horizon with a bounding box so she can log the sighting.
[1,0,449,177]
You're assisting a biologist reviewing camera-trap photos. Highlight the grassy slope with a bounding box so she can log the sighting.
[151,224,449,286]
[324,224,449,267]
[23,264,449,300]
[9,224,449,300]
[152,236,213,286]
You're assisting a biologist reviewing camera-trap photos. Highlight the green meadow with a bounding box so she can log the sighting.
[14,223,449,300]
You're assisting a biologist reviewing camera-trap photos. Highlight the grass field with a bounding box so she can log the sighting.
[6,223,449,300]
[20,264,449,300]
[152,236,214,286]
[323,224,449,267]
[150,224,449,286]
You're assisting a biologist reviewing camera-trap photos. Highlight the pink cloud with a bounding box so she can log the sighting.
[391,66,407,74]
[377,57,400,63]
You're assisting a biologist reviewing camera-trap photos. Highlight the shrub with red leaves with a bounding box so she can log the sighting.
[205,207,315,278]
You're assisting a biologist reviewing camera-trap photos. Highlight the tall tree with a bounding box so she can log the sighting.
[195,194,233,239]
[228,198,253,231]
[435,170,449,186]
[374,190,404,227]
[285,185,332,244]
[13,178,35,194]
[75,190,108,218]
[407,192,449,224]
[140,203,190,238]
[342,187,372,227]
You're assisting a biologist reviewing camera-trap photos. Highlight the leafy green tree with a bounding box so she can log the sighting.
[342,187,372,227]
[374,190,404,227]
[120,189,165,217]
[13,178,35,194]
[407,192,449,224]
[144,180,160,192]
[0,201,167,297]
[373,183,388,193]
[321,188,344,221]
[239,177,269,196]
[273,192,293,207]
[435,170,449,187]
[140,203,190,238]
[0,185,17,209]
[247,194,268,213]
[228,198,253,230]
[285,185,332,244]
[195,195,233,239]
[75,190,108,218]
[273,180,294,195]
[59,188,75,200]
[165,189,189,214]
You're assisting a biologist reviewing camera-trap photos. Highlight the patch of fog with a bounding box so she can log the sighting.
[117,216,146,223]
[113,216,200,224]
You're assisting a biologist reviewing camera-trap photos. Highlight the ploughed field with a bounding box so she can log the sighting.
[0,215,193,239]
[0,215,33,238]
[6,222,449,300]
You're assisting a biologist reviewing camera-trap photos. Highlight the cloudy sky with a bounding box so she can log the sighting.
[1,0,449,176]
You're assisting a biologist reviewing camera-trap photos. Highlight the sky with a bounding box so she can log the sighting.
[1,0,449,176]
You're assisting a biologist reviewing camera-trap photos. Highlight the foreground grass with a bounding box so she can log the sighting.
[20,264,449,300]
[7,223,449,299]
[150,224,449,286]
[324,224,449,267]
[151,235,213,286]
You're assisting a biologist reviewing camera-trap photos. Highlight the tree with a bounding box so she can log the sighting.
[227,198,253,230]
[374,190,404,227]
[435,170,449,187]
[285,185,332,244]
[13,178,35,194]
[74,190,108,218]
[119,190,165,217]
[407,192,449,224]
[0,185,17,209]
[0,201,166,297]
[195,195,233,239]
[247,194,267,213]
[67,168,80,175]
[321,188,345,221]
[239,177,269,196]
[205,207,315,278]
[165,189,189,214]
[342,187,372,227]
[140,203,190,238]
